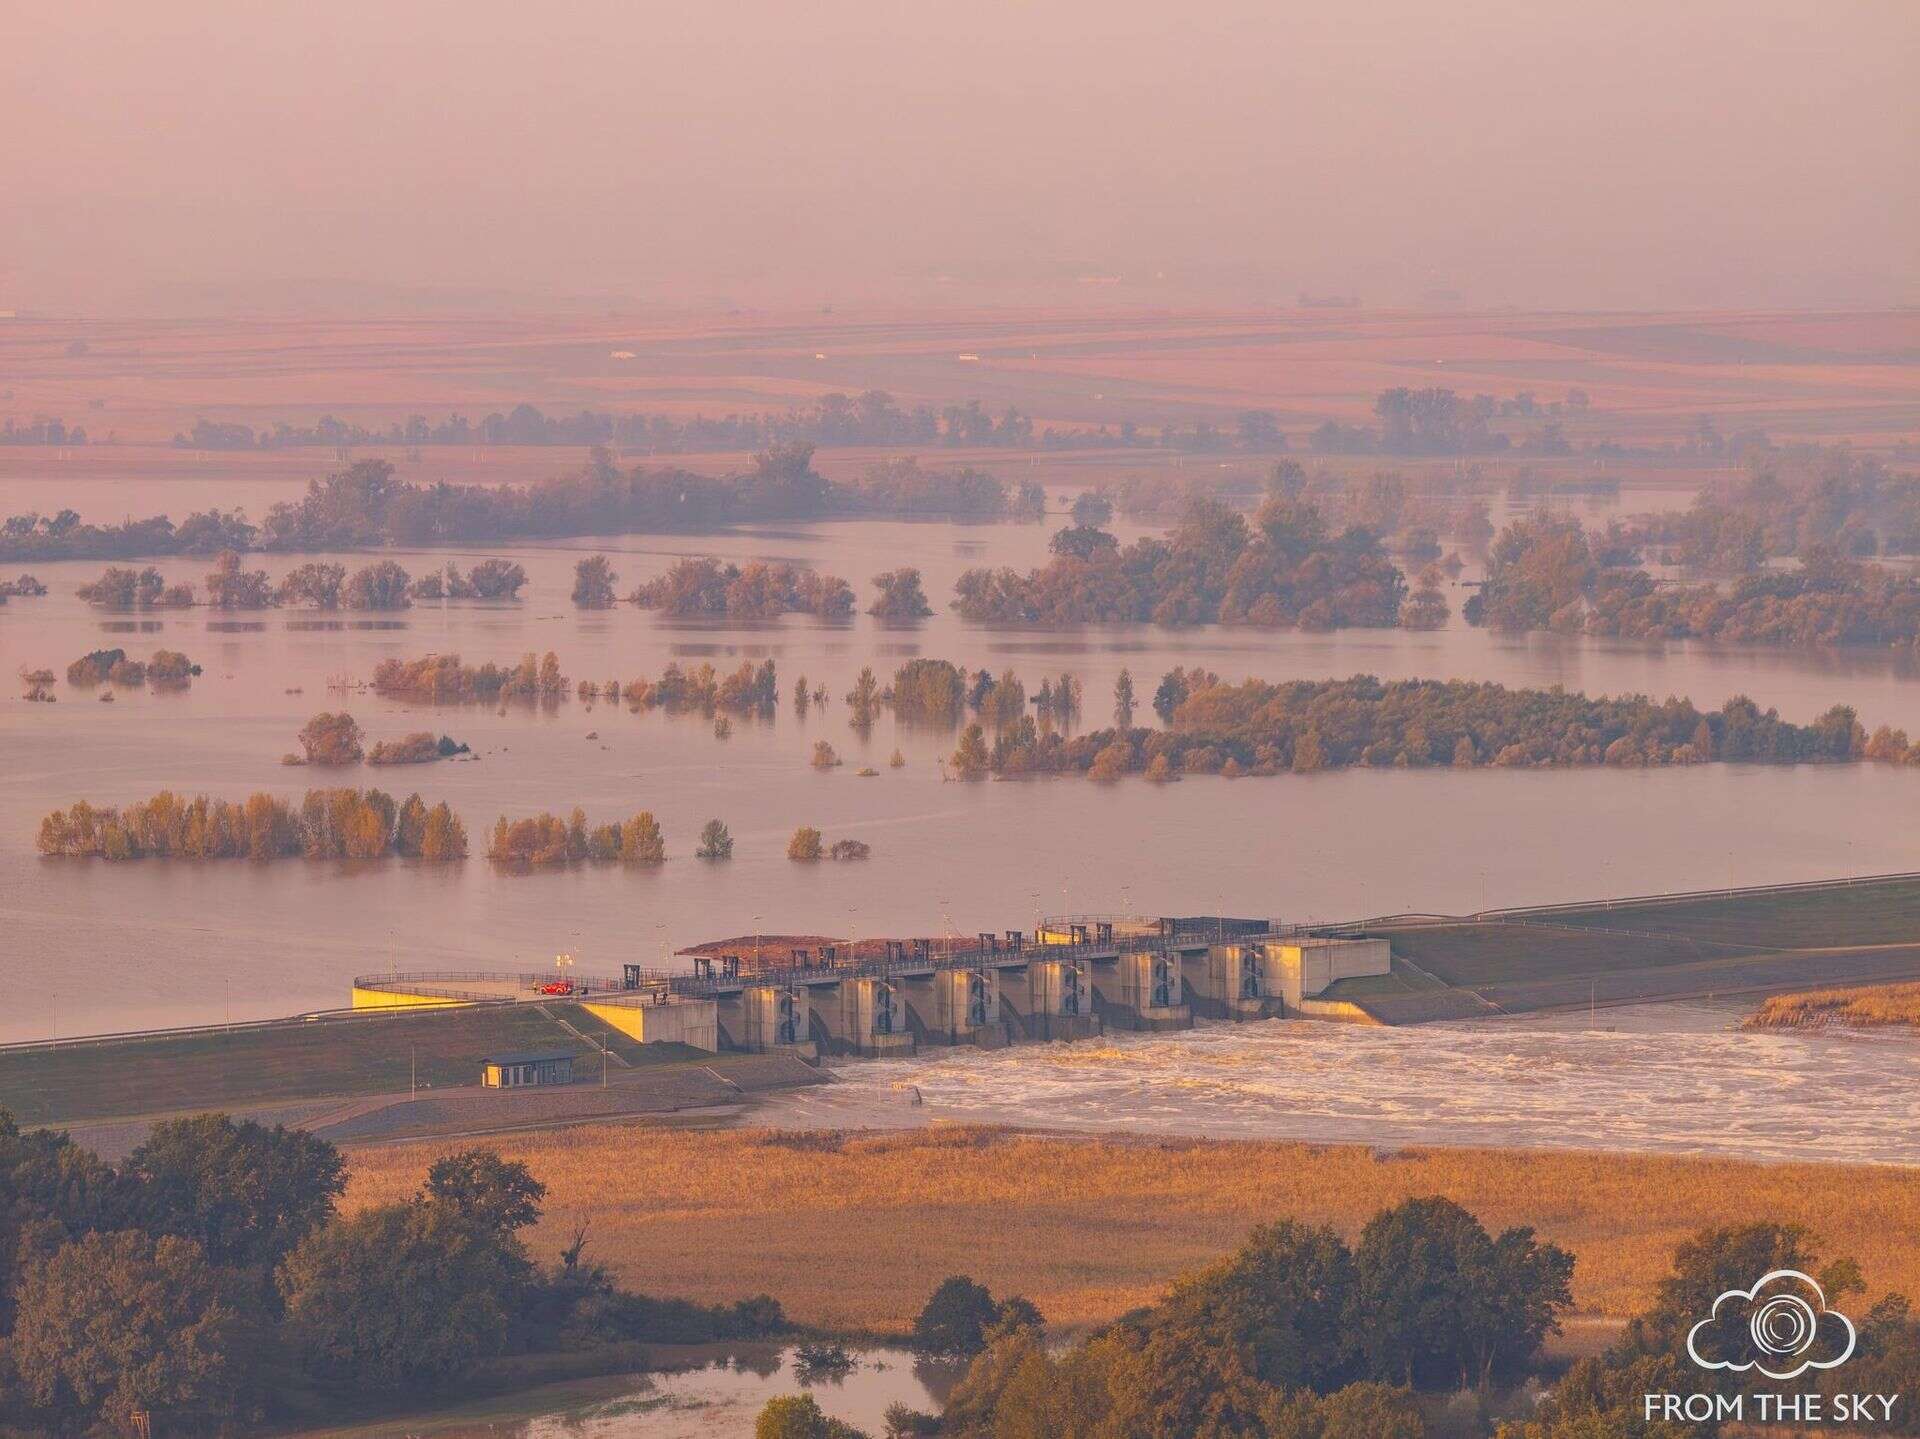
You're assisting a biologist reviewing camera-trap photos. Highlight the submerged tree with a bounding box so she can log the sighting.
[572,554,618,608]
[696,819,735,859]
[297,712,365,766]
[868,567,933,619]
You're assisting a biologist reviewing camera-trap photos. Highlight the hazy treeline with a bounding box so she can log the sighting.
[0,447,1042,563]
[1472,510,1920,646]
[944,671,1875,780]
[953,496,1416,629]
[1308,386,1590,457]
[0,417,85,446]
[1619,443,1920,565]
[170,393,1304,456]
[166,387,1625,462]
[0,1114,784,1435]
[37,788,468,861]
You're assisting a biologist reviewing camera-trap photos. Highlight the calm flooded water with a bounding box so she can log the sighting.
[298,1344,954,1438]
[6,489,1920,1042]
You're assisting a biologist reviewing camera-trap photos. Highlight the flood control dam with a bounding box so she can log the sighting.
[12,874,1920,1141]
[351,915,1406,1059]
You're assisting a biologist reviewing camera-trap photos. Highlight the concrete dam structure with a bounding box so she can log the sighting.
[353,916,1392,1060]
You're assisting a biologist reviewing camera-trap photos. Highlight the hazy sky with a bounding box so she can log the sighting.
[2,0,1915,314]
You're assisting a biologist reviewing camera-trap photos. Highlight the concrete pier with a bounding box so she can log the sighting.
[1095,949,1192,1031]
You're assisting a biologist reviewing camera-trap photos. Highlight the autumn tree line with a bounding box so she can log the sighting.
[941,671,1886,781]
[759,1206,1920,1439]
[60,648,200,687]
[0,1112,785,1436]
[37,789,467,861]
[0,446,1044,564]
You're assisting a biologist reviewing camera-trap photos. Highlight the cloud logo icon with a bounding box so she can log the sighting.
[1686,1269,1856,1380]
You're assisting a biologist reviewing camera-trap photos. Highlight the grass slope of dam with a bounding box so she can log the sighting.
[1352,873,1920,1020]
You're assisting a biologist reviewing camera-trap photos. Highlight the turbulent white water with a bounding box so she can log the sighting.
[755,1003,1920,1166]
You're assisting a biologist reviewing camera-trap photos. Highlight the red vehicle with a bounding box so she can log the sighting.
[538,980,576,996]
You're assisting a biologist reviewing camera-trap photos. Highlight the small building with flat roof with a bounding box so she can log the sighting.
[480,1050,575,1089]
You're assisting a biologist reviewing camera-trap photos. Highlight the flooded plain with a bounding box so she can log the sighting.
[5,484,1920,1041]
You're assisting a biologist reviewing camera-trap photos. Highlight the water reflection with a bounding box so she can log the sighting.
[495,1344,953,1439]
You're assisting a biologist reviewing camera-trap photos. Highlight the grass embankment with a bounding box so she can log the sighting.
[343,1126,1920,1334]
[0,1006,700,1126]
[1364,876,1920,1015]
[1749,982,1920,1029]
[1530,876,1920,949]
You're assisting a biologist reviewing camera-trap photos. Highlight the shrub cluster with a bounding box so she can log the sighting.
[629,556,854,618]
[487,809,665,865]
[372,651,567,702]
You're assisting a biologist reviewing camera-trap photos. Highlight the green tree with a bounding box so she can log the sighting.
[1318,1381,1427,1439]
[0,1112,121,1324]
[423,1149,546,1234]
[10,1230,266,1434]
[1350,1196,1571,1390]
[127,1114,347,1270]
[278,1200,529,1392]
[697,819,735,859]
[912,1275,1001,1357]
[1113,668,1136,728]
[1070,490,1114,529]
[755,1392,871,1438]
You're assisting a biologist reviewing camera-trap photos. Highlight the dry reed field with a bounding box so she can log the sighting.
[1749,983,1920,1028]
[343,1125,1920,1334]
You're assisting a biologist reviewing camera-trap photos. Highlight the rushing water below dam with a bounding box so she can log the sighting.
[6,492,1920,1043]
[761,1002,1920,1167]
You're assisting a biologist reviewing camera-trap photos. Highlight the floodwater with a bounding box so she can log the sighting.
[297,1343,955,1439]
[761,1003,1920,1167]
[512,1347,952,1439]
[6,486,1920,1042]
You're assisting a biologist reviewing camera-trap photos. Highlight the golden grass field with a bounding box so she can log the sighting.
[343,1125,1920,1334]
[1749,982,1920,1029]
